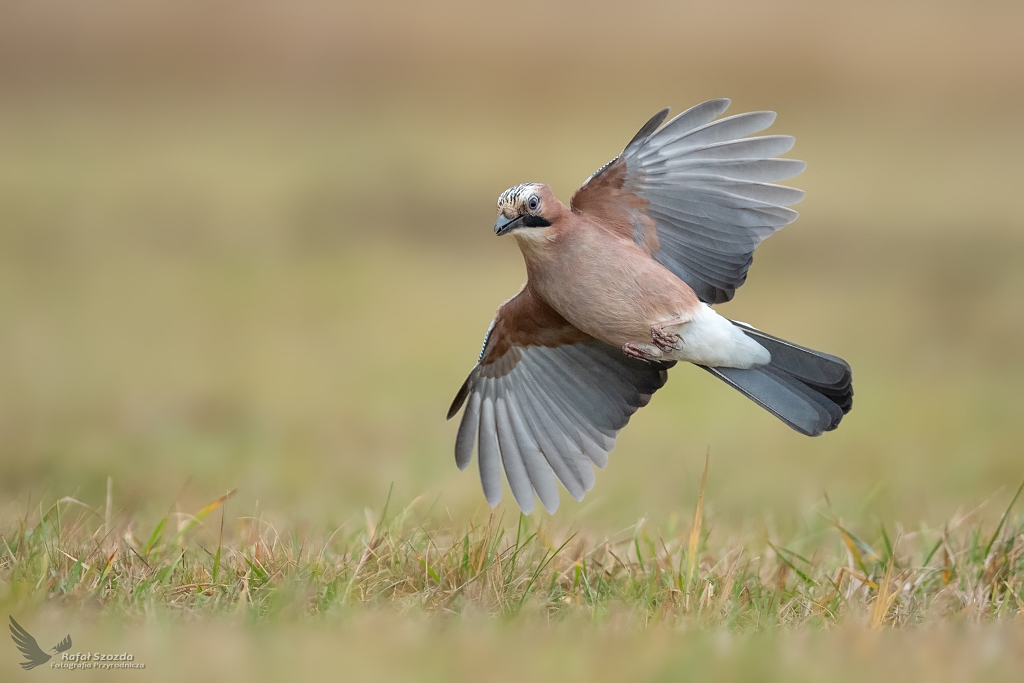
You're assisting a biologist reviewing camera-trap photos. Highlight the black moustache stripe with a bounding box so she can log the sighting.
[522,215,551,228]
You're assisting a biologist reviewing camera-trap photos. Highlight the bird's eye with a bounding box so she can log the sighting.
[527,196,540,212]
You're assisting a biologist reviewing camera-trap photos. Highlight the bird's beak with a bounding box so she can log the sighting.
[494,214,522,236]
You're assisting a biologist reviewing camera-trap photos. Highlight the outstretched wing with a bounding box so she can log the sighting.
[448,287,673,513]
[53,634,73,653]
[9,617,51,670]
[571,99,805,304]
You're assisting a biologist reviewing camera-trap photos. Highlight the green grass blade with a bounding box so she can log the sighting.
[983,479,1024,559]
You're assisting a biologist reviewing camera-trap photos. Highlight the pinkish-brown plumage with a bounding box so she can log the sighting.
[512,185,700,350]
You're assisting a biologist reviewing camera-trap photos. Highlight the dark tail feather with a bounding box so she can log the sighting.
[702,322,853,436]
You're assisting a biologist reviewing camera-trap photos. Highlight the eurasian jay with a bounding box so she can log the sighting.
[448,99,853,513]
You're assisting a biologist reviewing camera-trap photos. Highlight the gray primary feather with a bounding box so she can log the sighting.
[639,111,778,156]
[477,381,503,506]
[494,393,535,513]
[454,388,481,471]
[622,108,670,156]
[650,98,732,143]
[503,378,562,512]
[536,349,620,434]
[513,367,586,495]
[514,366,592,501]
[617,100,805,303]
[453,339,672,512]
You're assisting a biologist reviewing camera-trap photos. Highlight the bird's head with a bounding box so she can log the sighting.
[493,183,559,238]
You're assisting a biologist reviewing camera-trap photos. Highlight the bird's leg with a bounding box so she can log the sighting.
[651,318,687,352]
[622,342,664,362]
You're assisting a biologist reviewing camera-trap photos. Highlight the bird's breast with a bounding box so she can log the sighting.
[526,231,700,349]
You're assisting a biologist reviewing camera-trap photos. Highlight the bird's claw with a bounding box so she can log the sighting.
[651,325,681,352]
[622,342,663,362]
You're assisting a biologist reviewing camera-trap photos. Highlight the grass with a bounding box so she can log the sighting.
[4,469,1023,631]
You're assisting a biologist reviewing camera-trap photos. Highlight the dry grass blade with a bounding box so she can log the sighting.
[104,476,113,540]
[832,521,879,575]
[869,536,902,628]
[212,492,227,585]
[686,451,709,593]
[1005,581,1024,615]
[172,489,237,544]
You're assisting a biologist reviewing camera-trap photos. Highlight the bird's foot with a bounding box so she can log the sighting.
[651,325,681,352]
[622,342,663,362]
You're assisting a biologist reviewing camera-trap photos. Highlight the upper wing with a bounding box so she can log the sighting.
[447,287,673,513]
[9,617,51,670]
[571,99,806,304]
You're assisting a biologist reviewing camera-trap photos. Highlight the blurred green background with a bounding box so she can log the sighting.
[1,0,1022,531]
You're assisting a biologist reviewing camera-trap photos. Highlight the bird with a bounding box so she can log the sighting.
[9,616,72,670]
[447,99,853,514]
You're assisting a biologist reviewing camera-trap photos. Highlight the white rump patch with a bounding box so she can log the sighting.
[667,305,770,368]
